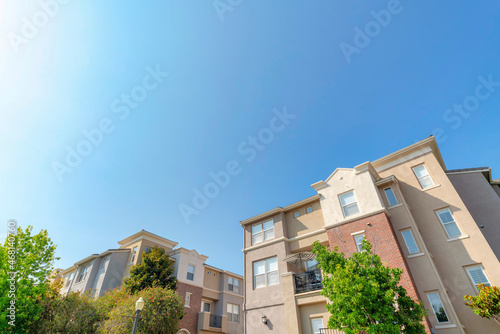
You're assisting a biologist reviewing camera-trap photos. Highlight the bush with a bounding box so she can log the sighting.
[98,286,184,334]
[465,284,500,320]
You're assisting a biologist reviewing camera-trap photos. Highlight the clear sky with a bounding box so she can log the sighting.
[1,1,499,275]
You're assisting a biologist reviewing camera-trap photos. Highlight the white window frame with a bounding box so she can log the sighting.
[339,190,360,218]
[99,257,109,271]
[227,303,240,322]
[130,246,138,264]
[306,206,313,214]
[65,272,75,287]
[187,264,195,281]
[228,277,240,293]
[412,164,435,189]
[466,265,491,292]
[201,300,212,313]
[253,257,279,289]
[384,187,398,207]
[353,233,365,252]
[401,229,420,254]
[294,211,300,218]
[426,292,450,324]
[310,317,324,334]
[251,219,275,245]
[184,292,191,307]
[77,265,89,282]
[436,208,463,238]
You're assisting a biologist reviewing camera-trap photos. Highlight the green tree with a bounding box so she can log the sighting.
[124,246,177,294]
[465,284,500,323]
[98,286,184,334]
[312,239,427,334]
[0,225,59,333]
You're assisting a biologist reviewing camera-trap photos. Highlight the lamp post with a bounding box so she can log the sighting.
[132,297,145,334]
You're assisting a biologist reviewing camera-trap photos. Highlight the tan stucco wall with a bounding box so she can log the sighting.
[285,200,325,239]
[203,267,222,291]
[377,150,500,333]
[299,302,329,334]
[246,304,286,334]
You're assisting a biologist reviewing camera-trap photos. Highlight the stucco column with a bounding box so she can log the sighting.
[281,272,301,334]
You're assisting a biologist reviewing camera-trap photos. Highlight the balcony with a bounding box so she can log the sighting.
[293,269,323,294]
[198,311,227,332]
[319,329,345,334]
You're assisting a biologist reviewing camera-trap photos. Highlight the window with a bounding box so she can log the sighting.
[214,272,217,277]
[130,246,138,263]
[145,247,151,254]
[65,272,75,287]
[427,292,449,323]
[306,206,313,214]
[187,265,195,281]
[436,208,462,238]
[207,270,210,275]
[413,165,434,189]
[294,211,300,218]
[202,301,211,313]
[251,219,274,245]
[253,257,279,289]
[354,234,365,252]
[310,318,324,334]
[228,277,240,293]
[227,303,240,322]
[305,259,318,271]
[99,257,108,271]
[77,265,89,282]
[466,266,490,292]
[401,230,420,254]
[184,293,191,307]
[384,187,398,206]
[339,191,360,217]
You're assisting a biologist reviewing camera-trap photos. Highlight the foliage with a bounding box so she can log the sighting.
[465,284,500,319]
[312,239,427,334]
[0,225,59,333]
[124,246,177,294]
[98,286,185,334]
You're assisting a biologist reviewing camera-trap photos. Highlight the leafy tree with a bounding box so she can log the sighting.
[124,246,177,294]
[465,284,500,323]
[0,225,59,333]
[312,239,427,334]
[98,286,184,334]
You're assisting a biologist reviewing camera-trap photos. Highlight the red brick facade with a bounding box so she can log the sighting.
[325,212,431,333]
[177,281,203,334]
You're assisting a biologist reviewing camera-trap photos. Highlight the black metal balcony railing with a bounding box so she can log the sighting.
[293,268,323,294]
[209,314,222,328]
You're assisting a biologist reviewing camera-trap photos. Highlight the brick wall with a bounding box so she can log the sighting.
[177,281,203,334]
[325,212,431,333]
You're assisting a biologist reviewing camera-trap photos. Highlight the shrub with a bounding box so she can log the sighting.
[465,284,500,320]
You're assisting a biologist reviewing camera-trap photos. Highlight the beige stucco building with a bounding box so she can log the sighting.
[59,230,244,334]
[241,136,500,334]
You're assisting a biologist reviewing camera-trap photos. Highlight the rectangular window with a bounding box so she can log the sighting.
[228,277,240,293]
[130,246,138,263]
[77,265,89,282]
[145,247,151,254]
[99,257,108,271]
[305,259,318,271]
[253,257,279,289]
[252,219,274,245]
[202,301,211,313]
[65,272,75,287]
[306,206,313,214]
[187,265,195,281]
[184,293,191,307]
[436,208,462,238]
[413,165,434,189]
[294,211,300,218]
[427,292,449,323]
[466,266,490,292]
[311,318,324,334]
[227,303,240,322]
[339,191,360,217]
[354,234,365,252]
[384,187,398,206]
[401,230,420,254]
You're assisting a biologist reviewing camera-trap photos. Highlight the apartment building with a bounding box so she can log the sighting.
[241,136,500,334]
[59,230,244,334]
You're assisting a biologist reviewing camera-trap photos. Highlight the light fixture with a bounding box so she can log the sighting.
[262,315,268,324]
[135,297,145,311]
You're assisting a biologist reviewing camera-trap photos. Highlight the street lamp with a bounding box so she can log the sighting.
[132,297,145,334]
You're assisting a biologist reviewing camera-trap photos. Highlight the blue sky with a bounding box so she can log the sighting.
[1,1,499,275]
